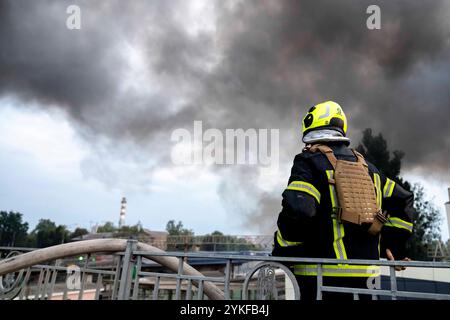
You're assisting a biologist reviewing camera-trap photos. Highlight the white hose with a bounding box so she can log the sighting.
[0,239,224,300]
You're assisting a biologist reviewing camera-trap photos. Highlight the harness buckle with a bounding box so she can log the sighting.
[376,210,388,224]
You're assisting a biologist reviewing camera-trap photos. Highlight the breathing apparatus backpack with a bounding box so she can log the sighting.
[308,144,387,235]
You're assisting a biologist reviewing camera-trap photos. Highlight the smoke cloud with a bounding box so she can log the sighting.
[1,0,449,233]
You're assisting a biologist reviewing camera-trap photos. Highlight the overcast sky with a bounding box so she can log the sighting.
[0,0,449,239]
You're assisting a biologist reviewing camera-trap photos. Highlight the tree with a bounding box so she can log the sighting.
[0,211,29,247]
[70,227,89,239]
[96,221,117,233]
[356,128,442,260]
[55,225,71,245]
[406,185,442,260]
[32,219,70,248]
[166,220,194,251]
[165,220,194,236]
[200,231,258,251]
[200,231,224,251]
[116,224,145,238]
[356,128,404,180]
[33,219,57,248]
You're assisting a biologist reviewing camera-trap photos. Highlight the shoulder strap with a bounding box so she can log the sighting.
[351,149,369,168]
[308,144,338,170]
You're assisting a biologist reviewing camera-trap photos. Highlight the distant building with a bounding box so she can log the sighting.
[140,229,168,249]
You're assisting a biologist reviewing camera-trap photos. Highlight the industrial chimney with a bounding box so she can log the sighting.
[119,197,127,228]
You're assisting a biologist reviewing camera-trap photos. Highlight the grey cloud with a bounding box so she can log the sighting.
[1,0,449,232]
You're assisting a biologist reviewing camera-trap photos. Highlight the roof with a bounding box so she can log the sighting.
[142,229,168,237]
[71,232,114,241]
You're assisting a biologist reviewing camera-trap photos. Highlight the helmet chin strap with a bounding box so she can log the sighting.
[302,129,351,144]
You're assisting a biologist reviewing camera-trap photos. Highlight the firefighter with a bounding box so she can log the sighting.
[272,101,415,300]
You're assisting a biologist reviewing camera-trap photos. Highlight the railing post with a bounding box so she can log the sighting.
[111,256,122,300]
[389,266,397,300]
[175,257,184,300]
[78,254,90,300]
[42,267,51,299]
[48,260,60,300]
[35,268,44,300]
[197,280,204,300]
[224,259,231,300]
[19,268,32,300]
[95,274,103,300]
[152,277,160,300]
[117,240,137,300]
[316,264,323,300]
[186,280,193,300]
[132,255,142,300]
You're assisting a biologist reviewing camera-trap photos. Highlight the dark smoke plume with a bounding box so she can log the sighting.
[1,0,449,233]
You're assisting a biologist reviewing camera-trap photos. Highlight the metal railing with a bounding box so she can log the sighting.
[1,240,450,300]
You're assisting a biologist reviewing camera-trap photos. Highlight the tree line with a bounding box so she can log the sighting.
[0,214,149,248]
[0,214,257,252]
[0,214,87,248]
[165,220,259,251]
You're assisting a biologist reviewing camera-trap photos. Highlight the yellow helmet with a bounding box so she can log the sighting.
[302,101,348,137]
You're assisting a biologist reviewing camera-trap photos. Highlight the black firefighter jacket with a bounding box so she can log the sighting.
[272,142,416,278]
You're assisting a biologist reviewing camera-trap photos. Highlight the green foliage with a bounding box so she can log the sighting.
[70,227,89,239]
[0,211,29,247]
[165,223,259,252]
[357,128,442,260]
[199,231,258,251]
[96,221,117,233]
[0,214,151,248]
[406,185,442,260]
[165,220,195,251]
[115,224,146,238]
[356,128,404,180]
[166,220,194,236]
[32,219,70,248]
[96,222,146,238]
